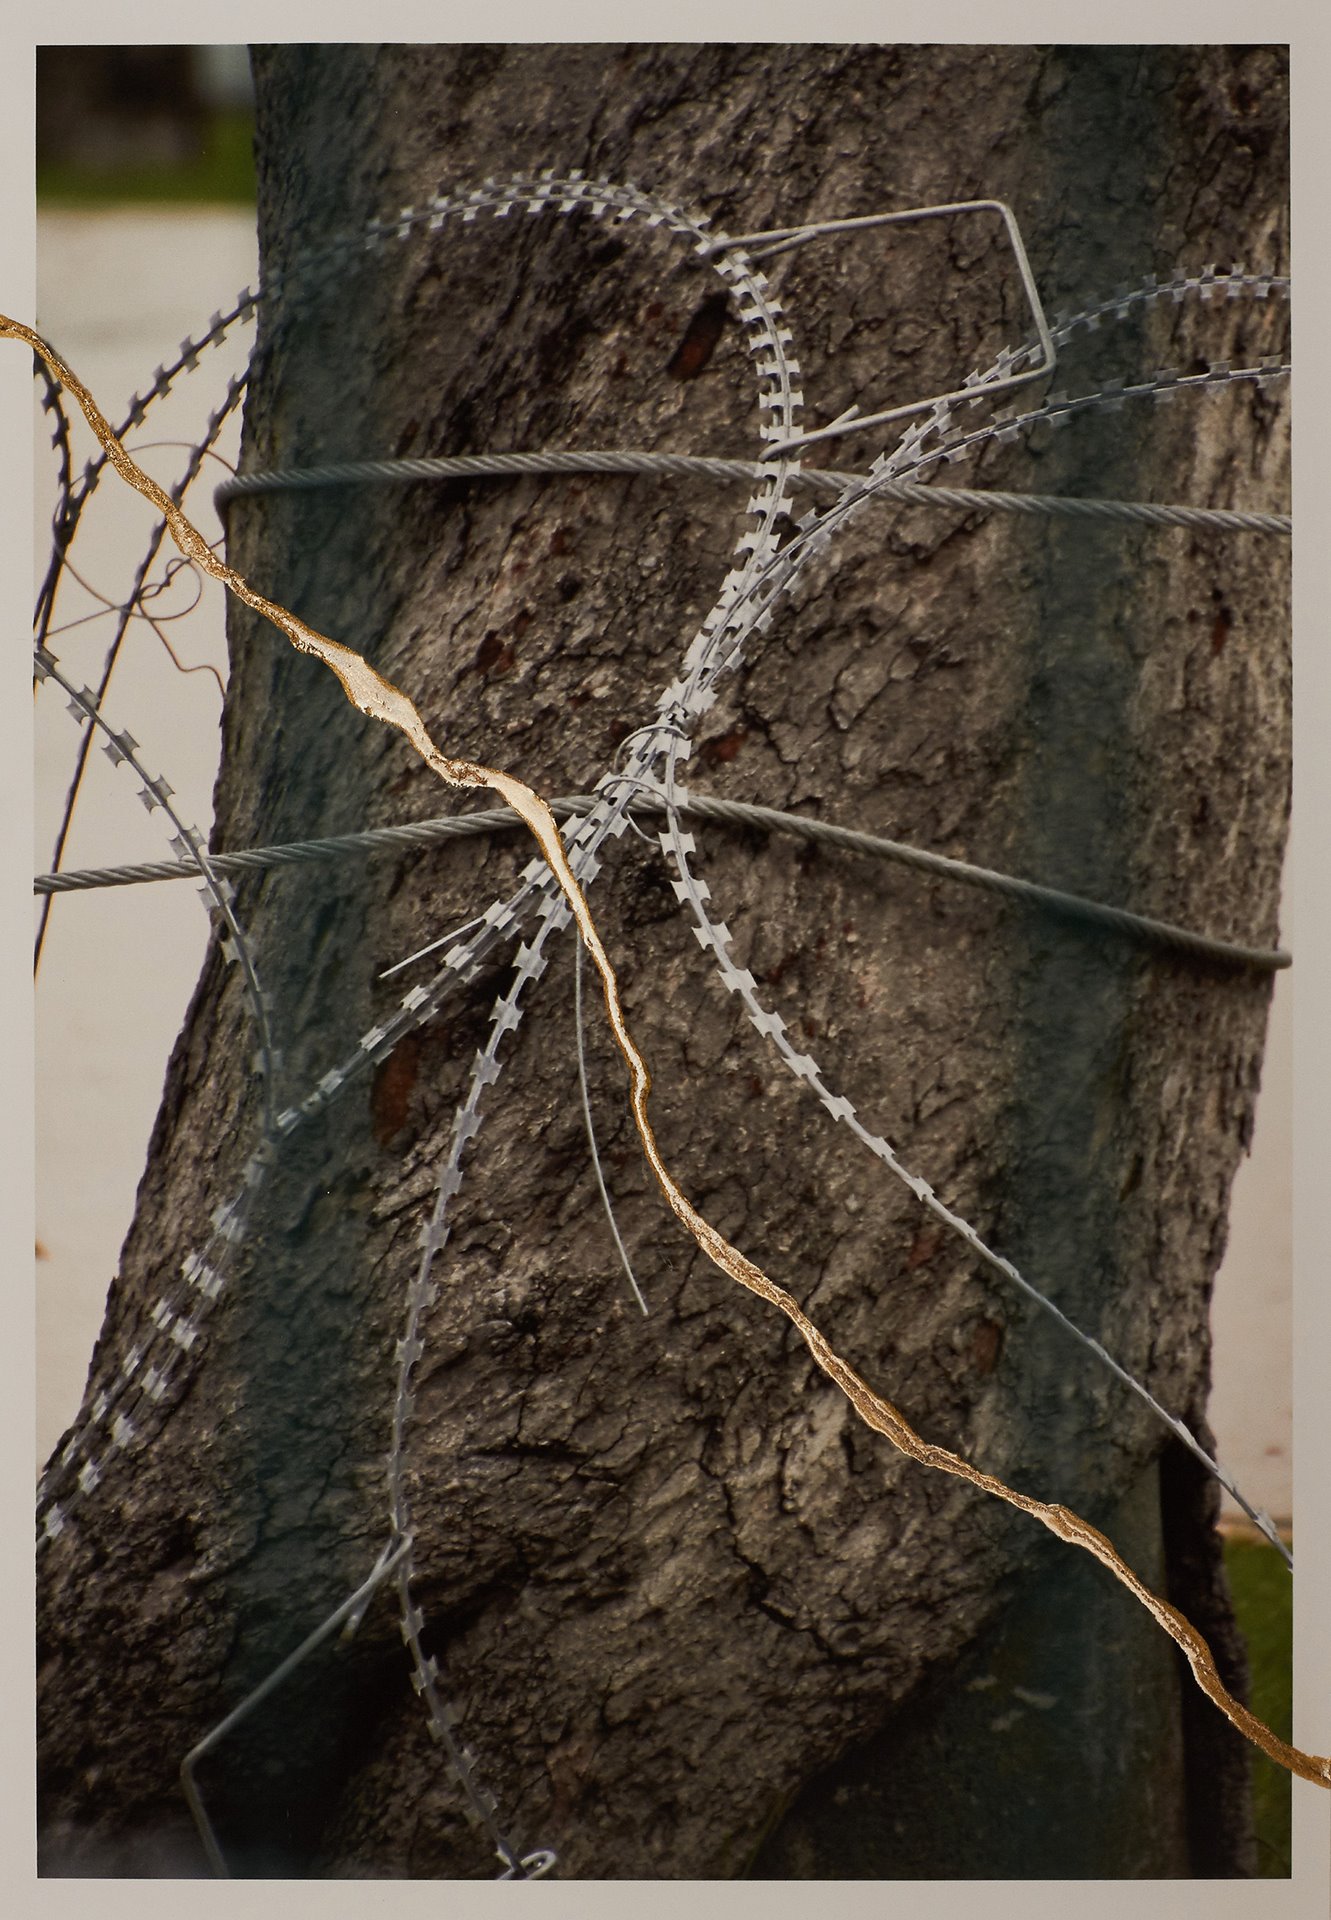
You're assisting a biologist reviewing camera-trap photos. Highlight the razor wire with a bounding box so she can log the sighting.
[34,167,808,1875]
[31,171,1295,1876]
[34,286,258,628]
[34,368,253,971]
[32,395,282,1547]
[31,653,277,1129]
[36,176,1290,1812]
[376,177,806,1865]
[166,173,808,1876]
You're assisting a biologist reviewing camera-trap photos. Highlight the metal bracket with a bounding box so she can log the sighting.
[700,199,1055,458]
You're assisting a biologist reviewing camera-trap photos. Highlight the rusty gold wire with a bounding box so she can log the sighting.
[10,310,1326,1793]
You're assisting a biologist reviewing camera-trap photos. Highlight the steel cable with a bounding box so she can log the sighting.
[35,789,1290,972]
[215,447,1291,537]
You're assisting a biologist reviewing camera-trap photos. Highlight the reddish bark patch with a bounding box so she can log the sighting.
[666,294,729,380]
[905,1226,943,1270]
[474,630,515,676]
[371,1031,424,1147]
[969,1318,1004,1375]
[700,723,747,766]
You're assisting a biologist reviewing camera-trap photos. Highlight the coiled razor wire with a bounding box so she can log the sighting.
[35,367,253,971]
[379,175,808,1878]
[32,652,278,1130]
[31,374,282,1543]
[32,171,1294,1879]
[40,165,804,1878]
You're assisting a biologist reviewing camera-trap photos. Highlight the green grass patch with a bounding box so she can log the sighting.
[1223,1532,1293,1876]
[37,110,255,209]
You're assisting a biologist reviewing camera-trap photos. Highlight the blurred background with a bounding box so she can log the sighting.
[29,44,1295,1870]
[37,45,255,202]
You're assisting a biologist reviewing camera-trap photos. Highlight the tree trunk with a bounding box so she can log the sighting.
[37,43,1290,1880]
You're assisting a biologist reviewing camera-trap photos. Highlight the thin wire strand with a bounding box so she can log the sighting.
[34,789,1292,974]
[180,1538,412,1878]
[575,937,650,1317]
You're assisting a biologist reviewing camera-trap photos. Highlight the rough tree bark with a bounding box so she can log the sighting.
[37,44,1291,1880]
